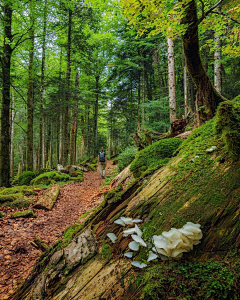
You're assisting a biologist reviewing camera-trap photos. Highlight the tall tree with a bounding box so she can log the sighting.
[0,2,13,187]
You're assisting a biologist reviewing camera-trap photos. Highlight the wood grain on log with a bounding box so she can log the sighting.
[34,184,60,210]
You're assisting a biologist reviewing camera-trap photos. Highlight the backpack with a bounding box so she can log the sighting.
[99,152,105,162]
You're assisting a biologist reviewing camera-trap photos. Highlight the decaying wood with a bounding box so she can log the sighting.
[30,237,50,252]
[171,118,187,136]
[34,184,60,210]
[131,129,170,149]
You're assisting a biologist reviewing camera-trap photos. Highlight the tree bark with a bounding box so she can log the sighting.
[10,92,15,178]
[39,0,47,170]
[94,75,100,154]
[167,37,177,123]
[214,5,222,94]
[70,72,79,165]
[181,0,224,125]
[62,8,72,166]
[34,184,60,210]
[26,0,35,171]
[0,3,13,187]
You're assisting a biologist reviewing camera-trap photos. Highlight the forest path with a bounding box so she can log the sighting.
[0,160,116,300]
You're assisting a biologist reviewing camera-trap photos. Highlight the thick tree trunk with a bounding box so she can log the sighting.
[26,0,35,171]
[181,0,224,125]
[214,6,222,94]
[167,37,177,123]
[62,8,72,166]
[39,0,47,170]
[0,4,12,187]
[10,92,15,178]
[70,72,79,165]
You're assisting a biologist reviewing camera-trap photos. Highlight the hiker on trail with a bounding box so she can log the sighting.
[98,147,107,179]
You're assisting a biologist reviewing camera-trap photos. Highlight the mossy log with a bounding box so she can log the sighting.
[34,184,60,210]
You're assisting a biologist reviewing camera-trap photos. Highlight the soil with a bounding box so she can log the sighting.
[0,161,116,300]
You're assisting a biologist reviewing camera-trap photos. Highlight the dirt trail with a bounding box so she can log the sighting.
[0,161,116,300]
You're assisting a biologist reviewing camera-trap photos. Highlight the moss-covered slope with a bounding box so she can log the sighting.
[12,101,240,300]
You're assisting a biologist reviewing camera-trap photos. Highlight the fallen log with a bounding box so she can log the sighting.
[34,184,60,210]
[30,237,50,252]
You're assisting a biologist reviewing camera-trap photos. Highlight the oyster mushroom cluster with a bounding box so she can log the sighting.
[152,222,202,259]
[107,217,202,268]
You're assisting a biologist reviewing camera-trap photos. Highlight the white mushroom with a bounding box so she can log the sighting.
[120,217,134,225]
[124,252,133,258]
[114,219,125,226]
[129,241,140,251]
[131,235,147,247]
[107,233,117,243]
[147,251,158,262]
[134,224,143,237]
[131,261,147,268]
[123,228,136,237]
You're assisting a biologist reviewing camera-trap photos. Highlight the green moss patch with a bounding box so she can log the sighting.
[70,177,84,183]
[0,193,24,204]
[11,209,36,218]
[9,199,32,209]
[137,259,240,300]
[0,211,4,218]
[31,171,70,186]
[13,171,36,186]
[130,138,182,178]
[0,186,37,196]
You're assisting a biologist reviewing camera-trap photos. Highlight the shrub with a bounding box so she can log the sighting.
[215,100,240,160]
[117,146,138,171]
[130,138,183,178]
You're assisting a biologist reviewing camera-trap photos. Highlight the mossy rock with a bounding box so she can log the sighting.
[0,211,4,218]
[31,171,70,186]
[9,199,32,209]
[130,138,183,178]
[0,186,37,196]
[70,177,84,183]
[0,193,24,204]
[15,171,36,186]
[11,209,36,219]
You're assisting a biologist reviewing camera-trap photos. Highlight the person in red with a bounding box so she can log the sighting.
[98,147,107,179]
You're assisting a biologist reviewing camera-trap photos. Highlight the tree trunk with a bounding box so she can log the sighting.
[167,37,177,123]
[94,75,100,154]
[214,6,222,94]
[141,61,145,128]
[26,0,35,171]
[0,4,12,187]
[181,0,224,125]
[39,0,47,170]
[10,92,15,178]
[70,72,79,165]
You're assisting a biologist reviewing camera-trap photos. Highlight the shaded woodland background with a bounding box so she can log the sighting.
[0,0,240,187]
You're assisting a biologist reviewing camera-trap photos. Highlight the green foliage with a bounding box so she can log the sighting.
[11,209,36,218]
[100,242,112,261]
[215,99,240,160]
[117,146,138,171]
[0,211,4,218]
[31,171,70,186]
[137,260,240,300]
[87,164,98,171]
[0,193,24,204]
[14,171,36,186]
[130,138,182,178]
[102,167,119,186]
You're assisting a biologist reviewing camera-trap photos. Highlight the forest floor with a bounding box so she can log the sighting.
[0,160,116,300]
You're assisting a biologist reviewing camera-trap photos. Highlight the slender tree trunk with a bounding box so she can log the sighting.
[58,49,63,165]
[181,0,224,125]
[214,6,222,94]
[70,72,79,165]
[39,0,47,170]
[142,61,145,128]
[0,3,12,187]
[10,92,15,178]
[26,0,35,171]
[62,8,72,166]
[182,45,189,118]
[80,115,85,159]
[167,36,177,123]
[94,74,100,154]
[137,72,141,130]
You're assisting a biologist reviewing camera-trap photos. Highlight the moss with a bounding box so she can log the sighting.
[0,193,24,204]
[9,199,32,209]
[63,224,83,244]
[11,209,36,218]
[0,186,37,196]
[103,184,123,203]
[100,242,112,261]
[87,164,97,171]
[70,177,84,183]
[14,171,36,186]
[31,171,70,186]
[137,259,240,300]
[130,138,182,178]
[215,100,240,160]
[0,211,4,218]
